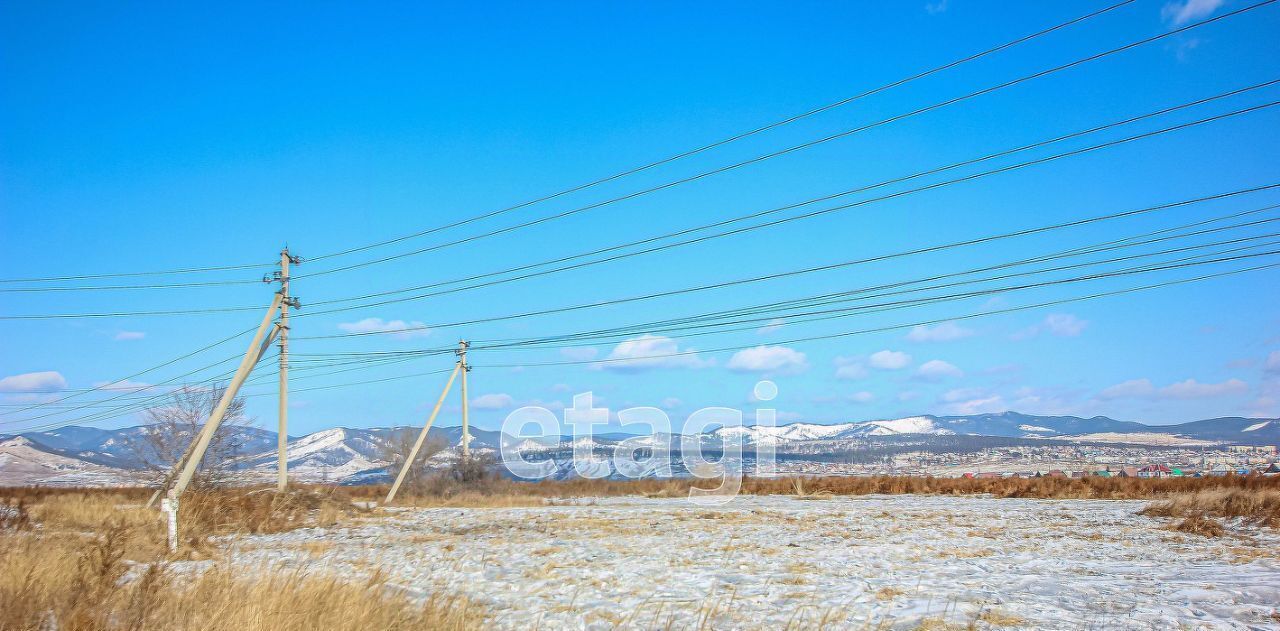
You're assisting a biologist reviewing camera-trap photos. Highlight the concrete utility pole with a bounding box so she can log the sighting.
[169,293,283,499]
[146,324,281,509]
[384,362,462,504]
[276,248,301,492]
[459,340,471,458]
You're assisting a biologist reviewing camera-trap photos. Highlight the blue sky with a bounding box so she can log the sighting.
[2,0,1279,436]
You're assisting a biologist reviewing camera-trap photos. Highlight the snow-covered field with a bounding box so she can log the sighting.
[213,495,1280,630]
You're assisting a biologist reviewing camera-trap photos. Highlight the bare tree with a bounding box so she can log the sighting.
[128,385,255,490]
[378,428,445,493]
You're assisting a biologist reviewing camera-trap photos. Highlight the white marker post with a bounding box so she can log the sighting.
[160,496,178,553]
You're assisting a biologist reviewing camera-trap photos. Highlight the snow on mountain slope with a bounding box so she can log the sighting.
[243,428,386,482]
[708,417,958,442]
[840,416,956,437]
[0,437,135,486]
[1058,432,1219,446]
[1243,421,1271,432]
[711,422,859,444]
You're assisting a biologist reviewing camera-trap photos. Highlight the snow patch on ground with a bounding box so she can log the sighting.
[1243,421,1271,432]
[207,495,1280,629]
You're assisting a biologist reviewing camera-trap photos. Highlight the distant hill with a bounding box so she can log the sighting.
[2,412,1275,485]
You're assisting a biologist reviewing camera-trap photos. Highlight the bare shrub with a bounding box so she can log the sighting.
[127,384,257,490]
[378,429,445,492]
[400,452,503,501]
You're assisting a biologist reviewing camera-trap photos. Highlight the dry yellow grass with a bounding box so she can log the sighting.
[977,608,1026,626]
[1141,488,1280,528]
[393,491,546,508]
[0,488,485,631]
[14,473,1279,508]
[0,527,482,630]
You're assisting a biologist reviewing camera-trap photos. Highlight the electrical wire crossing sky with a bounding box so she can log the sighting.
[2,0,1279,434]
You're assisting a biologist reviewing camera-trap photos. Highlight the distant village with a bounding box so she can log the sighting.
[769,443,1280,478]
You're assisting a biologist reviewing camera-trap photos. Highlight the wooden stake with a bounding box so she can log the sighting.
[169,293,282,499]
[384,362,461,505]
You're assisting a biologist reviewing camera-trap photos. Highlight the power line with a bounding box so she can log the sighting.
[473,262,1280,370]
[31,254,1269,434]
[303,221,1280,357]
[0,261,273,285]
[293,99,1280,319]
[457,222,1280,352]
[293,1,1275,281]
[5,83,1274,321]
[0,1,1137,288]
[474,237,1280,352]
[302,0,1139,265]
[298,79,1280,311]
[0,326,257,417]
[283,210,1280,366]
[294,189,1280,342]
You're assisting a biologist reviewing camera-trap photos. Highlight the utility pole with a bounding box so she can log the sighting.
[275,248,301,492]
[170,293,283,499]
[459,340,470,458]
[384,361,462,504]
[146,324,281,509]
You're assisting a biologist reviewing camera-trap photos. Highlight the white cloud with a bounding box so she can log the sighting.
[1265,351,1280,373]
[1160,378,1247,400]
[471,393,516,409]
[1100,377,1247,400]
[906,322,974,342]
[868,350,912,370]
[925,0,949,14]
[916,359,963,381]
[941,387,988,403]
[848,391,875,403]
[1044,314,1088,337]
[550,383,572,393]
[1012,313,1088,340]
[661,397,682,410]
[1162,0,1224,25]
[114,331,145,341]
[944,395,1006,415]
[834,364,867,380]
[524,398,567,413]
[0,371,67,393]
[726,345,808,374]
[1099,379,1156,400]
[560,347,599,361]
[593,335,710,372]
[336,317,429,339]
[756,318,786,335]
[833,356,867,380]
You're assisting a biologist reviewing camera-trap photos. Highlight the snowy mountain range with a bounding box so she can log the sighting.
[2,412,1276,485]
